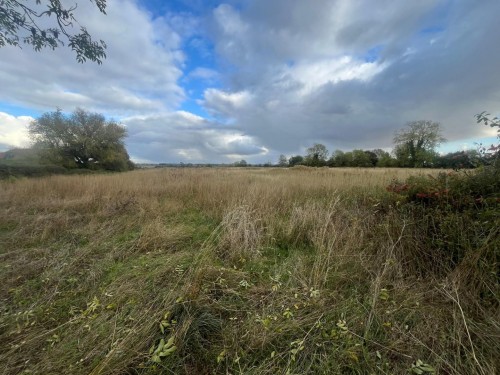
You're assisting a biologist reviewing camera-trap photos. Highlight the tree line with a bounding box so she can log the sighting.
[5,111,498,174]
[276,120,495,169]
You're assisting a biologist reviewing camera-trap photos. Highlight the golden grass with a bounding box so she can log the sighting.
[0,167,497,375]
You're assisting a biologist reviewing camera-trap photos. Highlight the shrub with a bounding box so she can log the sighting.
[386,168,499,306]
[388,169,499,210]
[0,164,67,179]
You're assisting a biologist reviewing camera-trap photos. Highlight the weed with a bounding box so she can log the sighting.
[0,167,497,374]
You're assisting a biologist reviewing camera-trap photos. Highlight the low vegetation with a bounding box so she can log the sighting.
[0,166,498,374]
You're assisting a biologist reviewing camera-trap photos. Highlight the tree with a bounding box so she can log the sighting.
[234,159,248,167]
[29,108,133,171]
[305,143,328,166]
[364,150,378,167]
[0,0,107,63]
[328,150,348,167]
[351,149,373,167]
[278,154,288,167]
[288,155,304,167]
[435,150,477,169]
[372,149,397,167]
[393,120,445,167]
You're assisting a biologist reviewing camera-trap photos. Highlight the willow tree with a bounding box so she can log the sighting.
[29,108,133,171]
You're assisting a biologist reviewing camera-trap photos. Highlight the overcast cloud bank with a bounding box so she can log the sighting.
[0,0,498,162]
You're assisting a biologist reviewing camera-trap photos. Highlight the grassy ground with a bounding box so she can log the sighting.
[0,167,498,374]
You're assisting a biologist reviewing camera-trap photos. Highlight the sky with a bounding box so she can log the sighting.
[0,0,499,163]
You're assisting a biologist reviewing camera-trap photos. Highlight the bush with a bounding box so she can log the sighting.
[0,164,67,179]
[386,168,499,306]
[387,168,499,210]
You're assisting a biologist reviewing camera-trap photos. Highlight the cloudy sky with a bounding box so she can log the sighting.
[1,0,499,163]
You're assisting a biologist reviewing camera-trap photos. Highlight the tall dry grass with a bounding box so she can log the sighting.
[0,167,497,375]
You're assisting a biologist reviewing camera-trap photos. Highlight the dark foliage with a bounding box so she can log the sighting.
[0,0,107,63]
[28,108,133,172]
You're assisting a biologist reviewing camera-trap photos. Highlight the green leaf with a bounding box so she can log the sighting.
[159,345,176,357]
[165,336,175,348]
[153,339,165,355]
[420,364,435,372]
[217,350,226,363]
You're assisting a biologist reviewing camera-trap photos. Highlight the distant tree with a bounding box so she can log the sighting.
[435,150,478,169]
[372,149,397,167]
[234,159,248,167]
[288,155,304,167]
[278,154,288,167]
[343,151,354,167]
[329,150,348,167]
[351,149,373,167]
[393,120,445,167]
[1,0,107,63]
[29,108,133,171]
[305,143,328,166]
[364,150,378,167]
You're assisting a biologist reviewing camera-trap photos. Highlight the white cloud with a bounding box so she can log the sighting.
[122,111,267,163]
[200,0,500,156]
[1,0,499,163]
[0,0,184,115]
[187,67,220,82]
[0,112,32,150]
[205,133,268,156]
[283,57,388,96]
[202,89,253,117]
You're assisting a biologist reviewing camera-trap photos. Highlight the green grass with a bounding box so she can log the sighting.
[0,168,498,374]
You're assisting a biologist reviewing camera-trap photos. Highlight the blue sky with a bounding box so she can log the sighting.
[0,0,499,163]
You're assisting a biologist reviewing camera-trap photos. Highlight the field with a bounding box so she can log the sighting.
[0,167,498,374]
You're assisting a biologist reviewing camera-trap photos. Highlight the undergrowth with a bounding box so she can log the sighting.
[0,167,498,374]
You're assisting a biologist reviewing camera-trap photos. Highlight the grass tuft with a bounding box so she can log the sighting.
[0,167,497,374]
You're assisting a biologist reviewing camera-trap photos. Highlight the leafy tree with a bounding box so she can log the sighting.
[278,154,288,167]
[328,150,348,167]
[351,149,373,167]
[342,151,354,166]
[393,120,445,167]
[234,159,248,167]
[29,108,133,171]
[364,150,378,167]
[435,150,478,169]
[372,149,397,167]
[0,0,107,63]
[394,144,439,168]
[288,155,303,167]
[305,143,328,166]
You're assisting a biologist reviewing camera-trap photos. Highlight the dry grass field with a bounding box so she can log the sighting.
[0,167,498,374]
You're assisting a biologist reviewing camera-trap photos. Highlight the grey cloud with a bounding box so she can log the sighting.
[209,1,440,86]
[2,0,499,164]
[201,0,500,157]
[122,112,267,163]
